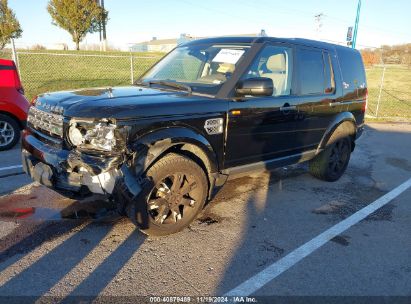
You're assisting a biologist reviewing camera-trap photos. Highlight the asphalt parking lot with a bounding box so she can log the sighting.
[0,122,410,301]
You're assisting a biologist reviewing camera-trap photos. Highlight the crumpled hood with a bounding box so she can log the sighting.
[35,86,214,120]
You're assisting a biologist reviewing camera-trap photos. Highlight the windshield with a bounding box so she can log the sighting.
[139,43,251,95]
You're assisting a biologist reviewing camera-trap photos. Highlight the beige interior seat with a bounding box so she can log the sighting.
[216,63,235,74]
[261,54,287,96]
[199,63,235,83]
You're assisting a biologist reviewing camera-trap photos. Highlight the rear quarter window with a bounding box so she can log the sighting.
[336,47,366,90]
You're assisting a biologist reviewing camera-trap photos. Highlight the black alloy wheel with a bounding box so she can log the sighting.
[126,153,208,236]
[328,138,351,177]
[309,132,352,182]
[147,172,199,225]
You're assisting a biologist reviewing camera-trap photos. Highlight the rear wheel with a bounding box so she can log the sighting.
[126,153,208,236]
[0,114,20,151]
[309,130,352,182]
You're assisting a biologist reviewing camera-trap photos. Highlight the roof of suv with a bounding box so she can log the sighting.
[183,36,353,52]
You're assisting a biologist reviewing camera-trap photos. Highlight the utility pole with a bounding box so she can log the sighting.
[96,0,107,51]
[352,0,362,49]
[314,13,324,37]
[95,0,102,51]
[101,0,107,51]
[11,38,19,72]
[98,20,102,51]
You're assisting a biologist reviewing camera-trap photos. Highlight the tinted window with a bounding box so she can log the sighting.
[337,47,366,89]
[297,48,325,95]
[244,45,293,96]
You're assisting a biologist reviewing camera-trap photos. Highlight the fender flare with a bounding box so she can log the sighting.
[129,127,219,176]
[317,112,357,153]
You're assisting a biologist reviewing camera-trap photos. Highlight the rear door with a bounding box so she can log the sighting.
[291,46,341,148]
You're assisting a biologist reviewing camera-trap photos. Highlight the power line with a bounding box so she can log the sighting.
[236,0,411,39]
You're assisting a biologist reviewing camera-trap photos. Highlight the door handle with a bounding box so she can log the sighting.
[329,100,342,107]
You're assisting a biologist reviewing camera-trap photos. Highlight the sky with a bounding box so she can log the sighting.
[8,0,411,50]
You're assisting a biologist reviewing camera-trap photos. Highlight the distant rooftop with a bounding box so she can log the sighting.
[132,32,263,46]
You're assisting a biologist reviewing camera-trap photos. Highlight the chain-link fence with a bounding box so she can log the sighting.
[1,49,162,101]
[1,49,410,120]
[0,49,12,60]
[366,64,411,120]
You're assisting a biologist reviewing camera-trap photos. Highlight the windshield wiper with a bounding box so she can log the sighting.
[148,80,192,94]
[134,81,148,87]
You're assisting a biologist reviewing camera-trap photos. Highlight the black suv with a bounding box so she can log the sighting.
[22,37,367,235]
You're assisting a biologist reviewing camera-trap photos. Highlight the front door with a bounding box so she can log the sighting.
[225,44,308,168]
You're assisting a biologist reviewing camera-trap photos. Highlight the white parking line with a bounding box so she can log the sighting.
[225,177,411,296]
[0,165,23,172]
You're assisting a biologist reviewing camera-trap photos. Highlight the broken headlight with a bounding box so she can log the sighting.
[68,120,123,152]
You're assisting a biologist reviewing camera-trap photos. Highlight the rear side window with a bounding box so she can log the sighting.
[296,48,325,95]
[337,47,366,90]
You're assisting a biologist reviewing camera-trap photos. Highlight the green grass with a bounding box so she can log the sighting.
[1,49,410,120]
[366,65,411,118]
[1,49,165,101]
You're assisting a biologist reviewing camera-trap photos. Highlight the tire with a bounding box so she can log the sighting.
[126,153,208,236]
[309,129,352,182]
[0,114,20,151]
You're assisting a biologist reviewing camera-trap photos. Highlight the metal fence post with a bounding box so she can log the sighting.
[130,53,134,84]
[375,66,386,118]
[11,38,19,69]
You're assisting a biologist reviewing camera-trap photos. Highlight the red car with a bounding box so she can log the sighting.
[0,59,29,150]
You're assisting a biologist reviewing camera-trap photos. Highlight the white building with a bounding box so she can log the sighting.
[130,34,196,53]
[130,31,265,53]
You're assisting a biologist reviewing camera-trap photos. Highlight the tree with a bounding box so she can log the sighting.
[361,49,379,66]
[47,0,107,51]
[0,0,22,50]
[31,44,46,50]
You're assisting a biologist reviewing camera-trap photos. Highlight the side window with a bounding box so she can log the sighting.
[297,48,325,95]
[323,51,335,94]
[244,45,293,96]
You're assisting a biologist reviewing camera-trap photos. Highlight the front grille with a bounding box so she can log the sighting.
[27,107,64,137]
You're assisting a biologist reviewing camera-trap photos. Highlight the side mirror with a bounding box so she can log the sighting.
[235,77,273,97]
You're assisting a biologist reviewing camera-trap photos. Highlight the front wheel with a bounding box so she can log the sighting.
[309,132,352,182]
[0,114,20,151]
[126,153,208,236]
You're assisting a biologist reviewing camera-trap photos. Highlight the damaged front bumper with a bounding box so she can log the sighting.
[21,129,127,198]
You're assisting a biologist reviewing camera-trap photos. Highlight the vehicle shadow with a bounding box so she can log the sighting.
[215,124,411,296]
[214,165,307,295]
[215,109,310,294]
[0,192,115,268]
[0,191,146,299]
[62,230,144,301]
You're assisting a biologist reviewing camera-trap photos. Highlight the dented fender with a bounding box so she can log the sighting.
[111,127,221,211]
[128,127,219,176]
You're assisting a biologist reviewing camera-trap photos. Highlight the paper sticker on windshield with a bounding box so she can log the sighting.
[212,49,245,64]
